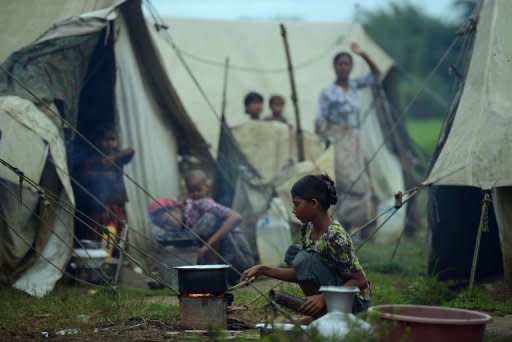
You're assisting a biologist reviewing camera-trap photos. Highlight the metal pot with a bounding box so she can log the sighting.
[174,264,230,293]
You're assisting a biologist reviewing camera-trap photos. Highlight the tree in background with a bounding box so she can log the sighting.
[361,2,472,119]
[453,0,479,21]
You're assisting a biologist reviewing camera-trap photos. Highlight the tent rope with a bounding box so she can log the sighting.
[338,36,460,203]
[355,188,419,252]
[0,153,294,317]
[0,64,247,285]
[0,179,116,288]
[144,0,356,74]
[0,210,116,290]
[0,157,179,293]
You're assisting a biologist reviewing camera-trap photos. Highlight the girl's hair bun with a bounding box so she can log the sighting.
[319,173,337,205]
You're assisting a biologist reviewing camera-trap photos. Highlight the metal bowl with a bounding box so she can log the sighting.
[319,286,359,313]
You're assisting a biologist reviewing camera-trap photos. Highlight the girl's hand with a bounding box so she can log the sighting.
[241,265,265,280]
[299,293,327,317]
[350,42,364,56]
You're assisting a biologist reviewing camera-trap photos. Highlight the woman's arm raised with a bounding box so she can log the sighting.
[351,42,381,79]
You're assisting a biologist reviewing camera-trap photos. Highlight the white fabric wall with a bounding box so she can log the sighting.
[0,96,74,296]
[427,0,512,189]
[150,18,394,156]
[12,190,74,297]
[115,16,180,249]
[0,0,123,63]
[359,88,406,241]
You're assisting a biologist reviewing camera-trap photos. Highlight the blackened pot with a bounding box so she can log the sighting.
[174,264,230,293]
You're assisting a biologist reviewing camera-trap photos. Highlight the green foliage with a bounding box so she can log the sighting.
[445,287,512,314]
[407,119,444,157]
[405,276,455,305]
[362,2,466,119]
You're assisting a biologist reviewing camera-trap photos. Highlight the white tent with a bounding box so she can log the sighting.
[150,17,409,241]
[0,0,212,296]
[426,0,512,289]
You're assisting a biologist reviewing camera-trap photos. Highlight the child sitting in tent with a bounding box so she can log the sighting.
[264,94,289,125]
[78,124,135,256]
[148,196,255,284]
[244,91,264,120]
[242,174,370,317]
[184,169,210,200]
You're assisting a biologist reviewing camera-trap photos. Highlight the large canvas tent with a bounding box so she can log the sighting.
[426,0,511,288]
[149,17,420,242]
[0,0,214,296]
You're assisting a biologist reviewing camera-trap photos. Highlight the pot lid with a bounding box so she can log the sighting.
[319,286,359,293]
[173,264,231,270]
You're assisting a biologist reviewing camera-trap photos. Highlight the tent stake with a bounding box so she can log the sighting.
[114,221,129,285]
[468,191,491,294]
[280,24,305,162]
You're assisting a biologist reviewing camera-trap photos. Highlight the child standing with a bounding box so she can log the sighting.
[78,124,134,255]
[264,95,289,125]
[242,174,370,317]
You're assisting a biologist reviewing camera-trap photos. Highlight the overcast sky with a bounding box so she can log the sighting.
[149,0,459,23]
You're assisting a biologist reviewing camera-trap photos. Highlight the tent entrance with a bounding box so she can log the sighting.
[71,29,117,242]
[76,30,116,147]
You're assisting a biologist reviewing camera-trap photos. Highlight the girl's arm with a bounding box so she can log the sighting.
[344,270,369,290]
[243,264,298,282]
[206,209,241,247]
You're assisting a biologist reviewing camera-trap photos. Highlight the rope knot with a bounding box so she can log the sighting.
[394,191,403,209]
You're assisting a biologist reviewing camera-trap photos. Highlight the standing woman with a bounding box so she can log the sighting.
[315,43,381,231]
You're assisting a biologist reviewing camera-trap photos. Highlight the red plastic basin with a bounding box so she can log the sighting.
[368,304,492,342]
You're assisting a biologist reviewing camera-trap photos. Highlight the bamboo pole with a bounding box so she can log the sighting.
[468,191,491,293]
[280,24,305,162]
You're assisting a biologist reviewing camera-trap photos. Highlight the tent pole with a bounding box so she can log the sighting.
[220,57,230,122]
[468,191,491,293]
[280,24,305,162]
[114,221,129,285]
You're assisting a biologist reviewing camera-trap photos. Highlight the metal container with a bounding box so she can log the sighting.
[174,264,230,294]
[368,304,492,342]
[319,286,359,313]
[180,295,227,330]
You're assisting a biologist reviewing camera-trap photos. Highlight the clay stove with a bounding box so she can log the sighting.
[174,265,232,330]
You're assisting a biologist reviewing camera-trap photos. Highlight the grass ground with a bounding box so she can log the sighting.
[1,241,510,340]
[2,118,510,340]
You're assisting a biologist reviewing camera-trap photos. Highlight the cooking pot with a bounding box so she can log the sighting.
[174,264,230,293]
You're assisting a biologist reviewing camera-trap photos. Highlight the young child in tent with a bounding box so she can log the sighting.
[242,173,370,317]
[244,91,264,120]
[264,94,289,125]
[184,169,210,200]
[79,124,135,256]
[148,196,255,284]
